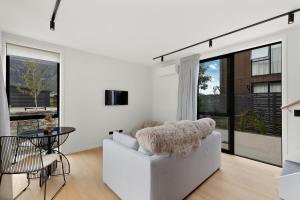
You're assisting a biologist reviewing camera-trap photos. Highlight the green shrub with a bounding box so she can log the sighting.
[238,111,267,134]
[250,114,267,134]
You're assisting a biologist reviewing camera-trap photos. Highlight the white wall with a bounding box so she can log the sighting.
[1,33,153,154]
[152,25,300,163]
[284,27,300,163]
[152,63,178,121]
[62,48,152,153]
[0,28,14,200]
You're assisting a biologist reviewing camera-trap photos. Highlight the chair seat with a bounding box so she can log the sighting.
[5,153,59,173]
[42,154,60,167]
[18,141,32,147]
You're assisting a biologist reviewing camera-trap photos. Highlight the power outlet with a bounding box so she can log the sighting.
[109,130,123,135]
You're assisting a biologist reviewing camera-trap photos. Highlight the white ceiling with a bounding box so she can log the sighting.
[0,0,300,66]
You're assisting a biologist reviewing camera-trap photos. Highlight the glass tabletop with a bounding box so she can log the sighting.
[18,127,76,137]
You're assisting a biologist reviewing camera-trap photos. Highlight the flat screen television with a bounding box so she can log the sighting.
[105,90,128,105]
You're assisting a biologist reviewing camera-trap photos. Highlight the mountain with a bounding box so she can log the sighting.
[9,56,58,93]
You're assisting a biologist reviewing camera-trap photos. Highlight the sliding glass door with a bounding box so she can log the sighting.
[198,42,282,166]
[198,56,234,153]
[234,43,282,166]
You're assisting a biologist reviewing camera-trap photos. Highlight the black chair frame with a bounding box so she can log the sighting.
[0,135,67,200]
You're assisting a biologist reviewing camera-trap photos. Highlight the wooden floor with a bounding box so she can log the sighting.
[16,148,281,200]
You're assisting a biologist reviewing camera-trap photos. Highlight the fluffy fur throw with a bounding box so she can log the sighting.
[136,118,215,156]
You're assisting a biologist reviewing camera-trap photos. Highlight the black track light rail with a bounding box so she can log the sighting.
[153,8,300,61]
[50,0,61,30]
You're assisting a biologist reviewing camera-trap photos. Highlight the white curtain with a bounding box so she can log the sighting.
[177,54,200,121]
[0,56,10,136]
[252,60,270,76]
[253,83,268,93]
[0,55,13,200]
[271,44,282,74]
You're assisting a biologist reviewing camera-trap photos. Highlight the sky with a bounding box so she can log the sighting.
[199,59,220,95]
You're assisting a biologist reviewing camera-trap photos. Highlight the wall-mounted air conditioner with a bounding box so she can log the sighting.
[156,64,177,77]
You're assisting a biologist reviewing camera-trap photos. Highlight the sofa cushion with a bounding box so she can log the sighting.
[130,121,163,137]
[142,121,162,128]
[136,118,216,156]
[113,132,139,150]
[138,146,154,156]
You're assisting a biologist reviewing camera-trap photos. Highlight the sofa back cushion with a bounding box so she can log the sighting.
[136,118,216,156]
[138,146,154,156]
[113,132,139,150]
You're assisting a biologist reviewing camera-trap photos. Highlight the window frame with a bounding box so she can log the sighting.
[198,54,235,155]
[252,82,269,94]
[251,44,282,77]
[269,81,282,93]
[197,56,232,116]
[198,41,282,167]
[251,81,282,94]
[6,55,60,121]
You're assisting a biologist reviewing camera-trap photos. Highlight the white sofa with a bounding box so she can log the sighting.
[103,131,221,200]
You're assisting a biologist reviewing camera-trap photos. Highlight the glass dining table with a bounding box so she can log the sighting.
[19,127,75,151]
[18,126,76,186]
[19,127,75,137]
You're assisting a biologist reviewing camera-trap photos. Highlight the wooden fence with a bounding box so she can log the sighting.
[9,86,51,107]
[199,93,282,135]
[236,93,282,135]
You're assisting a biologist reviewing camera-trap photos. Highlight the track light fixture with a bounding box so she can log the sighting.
[288,12,294,24]
[161,56,164,62]
[50,0,61,31]
[50,21,55,31]
[153,8,300,61]
[209,40,213,48]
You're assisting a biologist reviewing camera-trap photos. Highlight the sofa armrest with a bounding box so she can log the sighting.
[103,139,153,200]
[278,172,300,200]
[103,132,221,200]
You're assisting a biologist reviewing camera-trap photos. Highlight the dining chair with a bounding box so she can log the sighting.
[13,119,40,164]
[0,136,66,200]
[37,128,71,176]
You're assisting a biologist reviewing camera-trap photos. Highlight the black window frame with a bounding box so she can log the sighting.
[198,55,235,154]
[251,82,269,94]
[198,41,283,167]
[6,55,60,121]
[251,43,282,77]
[269,81,282,93]
[252,81,282,94]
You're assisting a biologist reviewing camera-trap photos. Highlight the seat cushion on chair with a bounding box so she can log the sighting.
[42,154,60,167]
[18,141,32,147]
[6,153,60,173]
